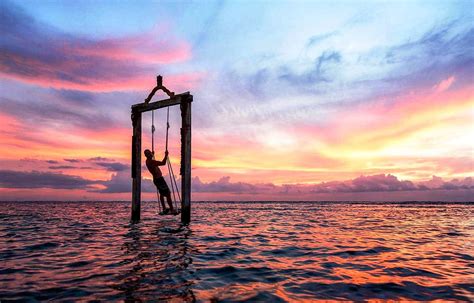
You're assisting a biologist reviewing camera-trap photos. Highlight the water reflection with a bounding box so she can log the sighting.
[114,221,195,302]
[190,202,474,301]
[1,202,472,301]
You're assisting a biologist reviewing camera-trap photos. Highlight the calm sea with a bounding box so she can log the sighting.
[1,201,473,301]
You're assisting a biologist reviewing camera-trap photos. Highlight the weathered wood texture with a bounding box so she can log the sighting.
[132,92,190,113]
[144,75,175,103]
[180,95,192,224]
[131,112,142,223]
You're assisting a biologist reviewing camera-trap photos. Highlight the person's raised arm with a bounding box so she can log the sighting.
[153,151,168,166]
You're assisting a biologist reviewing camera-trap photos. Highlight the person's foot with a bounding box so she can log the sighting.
[159,208,170,215]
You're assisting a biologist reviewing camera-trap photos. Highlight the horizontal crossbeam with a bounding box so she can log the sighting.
[132,92,192,113]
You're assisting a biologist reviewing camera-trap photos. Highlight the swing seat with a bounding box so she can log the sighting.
[159,209,181,216]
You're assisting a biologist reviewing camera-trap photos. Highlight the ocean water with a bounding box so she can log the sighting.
[1,201,473,301]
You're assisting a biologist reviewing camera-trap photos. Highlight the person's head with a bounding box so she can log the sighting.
[144,149,153,159]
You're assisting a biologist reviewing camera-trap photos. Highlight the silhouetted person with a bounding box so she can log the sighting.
[144,149,176,215]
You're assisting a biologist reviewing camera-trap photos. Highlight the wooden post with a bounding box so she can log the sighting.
[131,110,142,223]
[180,95,192,224]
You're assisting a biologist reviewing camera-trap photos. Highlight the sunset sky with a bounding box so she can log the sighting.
[0,0,473,201]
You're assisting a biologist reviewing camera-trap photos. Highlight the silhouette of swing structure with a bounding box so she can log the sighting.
[130,75,192,224]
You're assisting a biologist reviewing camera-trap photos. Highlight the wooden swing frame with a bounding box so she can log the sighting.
[130,76,192,224]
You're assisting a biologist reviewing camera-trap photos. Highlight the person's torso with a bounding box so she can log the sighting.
[146,159,162,178]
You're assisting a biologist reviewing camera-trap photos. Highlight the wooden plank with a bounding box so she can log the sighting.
[131,112,142,223]
[180,95,192,224]
[132,92,191,113]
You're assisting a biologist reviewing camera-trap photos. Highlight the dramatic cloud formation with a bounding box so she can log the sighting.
[191,174,473,195]
[95,170,131,193]
[1,95,118,132]
[0,1,198,92]
[0,1,472,201]
[313,174,414,193]
[94,170,155,194]
[0,169,472,201]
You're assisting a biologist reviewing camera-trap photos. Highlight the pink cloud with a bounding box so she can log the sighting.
[0,3,199,92]
[190,174,473,197]
[70,29,191,64]
[432,76,455,93]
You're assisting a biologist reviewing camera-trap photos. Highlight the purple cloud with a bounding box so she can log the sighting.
[1,168,471,200]
[312,174,417,193]
[64,159,81,163]
[0,170,96,189]
[192,176,276,194]
[89,157,110,162]
[95,162,129,172]
[191,174,473,195]
[95,170,155,193]
[49,165,76,170]
[0,1,191,92]
[95,170,131,193]
[54,89,95,105]
[0,96,117,131]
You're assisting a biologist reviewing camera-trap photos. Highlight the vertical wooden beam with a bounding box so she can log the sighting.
[180,95,192,224]
[131,110,142,223]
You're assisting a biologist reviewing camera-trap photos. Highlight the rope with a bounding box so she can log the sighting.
[165,107,170,152]
[167,159,177,209]
[168,157,181,202]
[167,157,180,210]
[156,189,162,213]
[164,106,180,211]
[151,110,155,155]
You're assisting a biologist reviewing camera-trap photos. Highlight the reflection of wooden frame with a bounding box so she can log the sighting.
[130,77,192,224]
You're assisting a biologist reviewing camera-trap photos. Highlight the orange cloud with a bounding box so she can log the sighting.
[189,84,473,185]
[316,86,473,154]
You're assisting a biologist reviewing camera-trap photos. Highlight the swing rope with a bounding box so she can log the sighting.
[151,110,162,213]
[151,107,180,213]
[165,107,180,211]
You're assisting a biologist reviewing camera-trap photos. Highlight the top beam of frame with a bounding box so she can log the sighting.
[132,92,192,113]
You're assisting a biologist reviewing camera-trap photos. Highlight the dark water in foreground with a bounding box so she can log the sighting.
[1,202,473,301]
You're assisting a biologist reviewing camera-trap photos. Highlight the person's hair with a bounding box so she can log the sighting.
[144,149,152,157]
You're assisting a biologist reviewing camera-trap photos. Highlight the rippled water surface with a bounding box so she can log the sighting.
[1,201,473,301]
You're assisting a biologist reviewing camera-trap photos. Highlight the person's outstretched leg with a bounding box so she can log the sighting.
[160,195,169,214]
[166,192,174,212]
